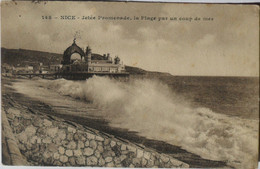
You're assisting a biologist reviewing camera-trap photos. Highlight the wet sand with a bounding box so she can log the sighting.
[2,77,230,168]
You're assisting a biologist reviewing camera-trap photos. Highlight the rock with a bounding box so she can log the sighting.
[116,163,123,167]
[120,155,127,161]
[39,144,47,152]
[54,152,60,160]
[154,159,160,167]
[114,157,121,164]
[65,150,73,156]
[17,132,28,143]
[67,133,73,140]
[19,144,26,151]
[78,141,84,149]
[46,127,58,138]
[137,149,144,158]
[112,144,121,156]
[74,149,82,156]
[61,140,69,147]
[104,138,110,145]
[161,155,169,163]
[24,125,36,137]
[24,119,32,126]
[98,158,105,166]
[180,162,189,168]
[142,158,147,166]
[164,161,172,168]
[127,145,136,152]
[83,147,94,156]
[6,111,15,119]
[47,143,58,152]
[110,140,116,147]
[76,132,85,141]
[89,140,97,149]
[121,144,127,151]
[86,156,98,166]
[7,108,21,117]
[57,130,66,140]
[106,162,115,167]
[36,138,41,144]
[94,150,101,158]
[42,137,52,144]
[25,142,32,150]
[85,140,90,147]
[103,150,115,158]
[144,152,151,160]
[105,157,113,163]
[31,154,40,163]
[12,118,20,127]
[76,156,85,165]
[97,145,103,153]
[121,150,129,155]
[37,127,46,136]
[132,158,141,166]
[95,135,104,141]
[15,124,25,134]
[43,119,52,127]
[147,159,154,167]
[129,164,135,168]
[68,127,76,133]
[32,117,43,127]
[43,151,51,159]
[67,141,77,149]
[150,154,156,161]
[31,144,39,152]
[59,147,65,154]
[65,162,70,166]
[69,157,76,166]
[53,160,62,166]
[87,133,96,140]
[73,133,79,140]
[170,158,186,167]
[45,157,54,165]
[60,155,68,163]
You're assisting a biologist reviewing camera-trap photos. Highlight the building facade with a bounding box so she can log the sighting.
[61,39,126,74]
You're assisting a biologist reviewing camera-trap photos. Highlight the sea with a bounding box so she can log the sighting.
[7,75,259,169]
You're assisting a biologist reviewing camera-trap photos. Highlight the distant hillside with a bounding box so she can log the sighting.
[1,47,172,78]
[1,48,63,66]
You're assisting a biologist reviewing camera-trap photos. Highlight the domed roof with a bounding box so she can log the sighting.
[63,39,85,65]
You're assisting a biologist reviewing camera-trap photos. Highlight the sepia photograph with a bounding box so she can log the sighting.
[1,1,259,169]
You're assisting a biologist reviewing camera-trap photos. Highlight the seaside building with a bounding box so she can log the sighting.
[61,39,126,74]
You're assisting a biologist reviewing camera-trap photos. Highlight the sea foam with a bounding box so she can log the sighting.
[14,77,259,168]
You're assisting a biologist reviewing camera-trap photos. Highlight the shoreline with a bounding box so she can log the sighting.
[1,77,230,168]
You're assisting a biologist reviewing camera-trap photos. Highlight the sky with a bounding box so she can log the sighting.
[1,1,259,76]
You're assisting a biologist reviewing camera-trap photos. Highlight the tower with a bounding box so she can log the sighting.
[114,56,120,64]
[86,46,92,63]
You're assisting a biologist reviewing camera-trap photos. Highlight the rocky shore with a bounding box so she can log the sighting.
[2,77,230,168]
[2,79,189,167]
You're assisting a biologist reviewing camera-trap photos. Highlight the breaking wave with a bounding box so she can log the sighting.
[23,77,260,168]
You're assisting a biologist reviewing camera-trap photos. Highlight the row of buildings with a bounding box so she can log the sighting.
[1,63,62,76]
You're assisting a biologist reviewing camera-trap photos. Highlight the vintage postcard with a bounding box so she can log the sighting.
[1,1,259,169]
